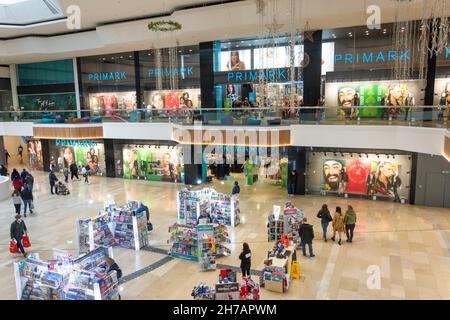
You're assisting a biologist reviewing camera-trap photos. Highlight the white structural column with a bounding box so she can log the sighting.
[8,64,19,108]
[73,58,81,118]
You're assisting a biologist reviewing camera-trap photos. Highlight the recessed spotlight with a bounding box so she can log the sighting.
[111,57,115,60]
[102,58,106,61]
[236,45,240,48]
[120,56,123,59]
[129,55,132,58]
[189,49,192,52]
[179,50,182,53]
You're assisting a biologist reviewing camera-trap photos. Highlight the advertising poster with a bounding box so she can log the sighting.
[311,153,410,201]
[220,50,251,71]
[145,89,200,110]
[51,143,105,174]
[27,140,43,170]
[122,145,184,183]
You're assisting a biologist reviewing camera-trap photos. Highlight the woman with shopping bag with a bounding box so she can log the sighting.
[10,214,28,257]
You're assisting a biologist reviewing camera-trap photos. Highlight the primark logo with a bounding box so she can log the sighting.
[227,68,287,83]
[88,72,127,81]
[334,50,411,65]
[148,66,194,78]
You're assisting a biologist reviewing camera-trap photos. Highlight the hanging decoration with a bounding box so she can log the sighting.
[418,0,449,79]
[148,20,182,32]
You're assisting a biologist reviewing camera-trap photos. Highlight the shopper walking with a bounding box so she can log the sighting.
[12,177,23,191]
[10,215,28,258]
[20,168,29,183]
[231,181,240,195]
[344,205,357,243]
[25,173,34,192]
[82,164,90,184]
[21,185,34,217]
[63,167,69,183]
[11,168,20,181]
[18,145,24,163]
[288,170,297,196]
[0,164,7,176]
[70,162,80,181]
[239,242,252,278]
[5,150,11,165]
[299,218,315,257]
[49,171,58,195]
[12,190,22,215]
[331,206,345,245]
[317,204,333,241]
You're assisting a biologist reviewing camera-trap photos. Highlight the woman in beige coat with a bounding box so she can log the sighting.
[331,206,345,245]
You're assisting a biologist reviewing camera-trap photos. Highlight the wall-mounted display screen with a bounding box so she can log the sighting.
[253,45,303,69]
[219,50,252,72]
[307,152,412,201]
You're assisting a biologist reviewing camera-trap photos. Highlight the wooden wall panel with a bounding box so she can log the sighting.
[33,126,103,139]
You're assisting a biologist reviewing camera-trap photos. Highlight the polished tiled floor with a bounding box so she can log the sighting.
[0,169,449,300]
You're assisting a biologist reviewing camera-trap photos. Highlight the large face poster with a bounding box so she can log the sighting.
[145,89,201,110]
[325,80,425,118]
[28,141,43,170]
[122,145,184,183]
[52,144,105,173]
[310,153,411,201]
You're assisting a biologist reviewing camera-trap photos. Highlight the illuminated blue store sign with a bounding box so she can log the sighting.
[55,139,95,148]
[227,68,287,83]
[148,66,194,78]
[87,72,126,81]
[334,50,411,65]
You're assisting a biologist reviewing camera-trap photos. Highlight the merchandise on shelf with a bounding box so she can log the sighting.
[197,224,216,271]
[77,213,115,255]
[191,283,215,300]
[14,247,119,301]
[178,188,241,227]
[267,202,304,245]
[240,277,260,300]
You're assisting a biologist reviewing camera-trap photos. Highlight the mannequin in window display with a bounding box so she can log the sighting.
[57,156,63,172]
[140,160,147,180]
[404,91,415,121]
[116,160,123,177]
[386,84,405,119]
[226,84,238,108]
[350,93,360,120]
[133,158,139,179]
[439,83,450,120]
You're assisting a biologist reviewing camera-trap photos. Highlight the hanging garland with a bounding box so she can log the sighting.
[148,20,182,32]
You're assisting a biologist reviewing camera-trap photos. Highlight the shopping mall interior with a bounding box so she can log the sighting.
[0,0,449,302]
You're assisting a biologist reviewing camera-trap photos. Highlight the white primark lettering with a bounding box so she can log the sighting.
[173,304,208,318]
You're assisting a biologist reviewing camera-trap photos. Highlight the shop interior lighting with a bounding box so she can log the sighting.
[358,154,362,158]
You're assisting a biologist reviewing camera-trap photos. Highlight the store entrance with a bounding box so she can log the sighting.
[205,147,288,190]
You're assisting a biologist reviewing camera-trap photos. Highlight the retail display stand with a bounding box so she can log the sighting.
[77,213,115,255]
[169,223,230,263]
[267,202,304,244]
[191,269,260,300]
[260,242,295,294]
[177,188,240,227]
[197,224,216,271]
[14,247,119,300]
[77,201,149,255]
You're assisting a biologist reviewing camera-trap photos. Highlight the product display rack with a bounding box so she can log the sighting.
[267,202,304,244]
[197,224,216,271]
[14,247,119,300]
[77,213,115,255]
[177,188,241,227]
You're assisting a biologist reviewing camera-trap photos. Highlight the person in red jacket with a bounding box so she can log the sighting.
[12,177,23,191]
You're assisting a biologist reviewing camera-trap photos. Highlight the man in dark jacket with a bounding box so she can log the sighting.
[70,163,80,181]
[298,218,315,257]
[10,214,28,257]
[231,181,240,195]
[21,186,34,216]
[20,169,29,183]
[49,171,58,195]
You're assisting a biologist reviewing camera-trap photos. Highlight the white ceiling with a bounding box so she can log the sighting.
[0,0,447,65]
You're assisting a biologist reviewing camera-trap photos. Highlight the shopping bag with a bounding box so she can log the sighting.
[22,235,31,248]
[30,202,35,210]
[147,222,153,231]
[9,240,18,254]
[280,235,290,247]
[290,260,300,280]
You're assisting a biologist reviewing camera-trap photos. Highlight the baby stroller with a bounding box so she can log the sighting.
[56,182,70,195]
